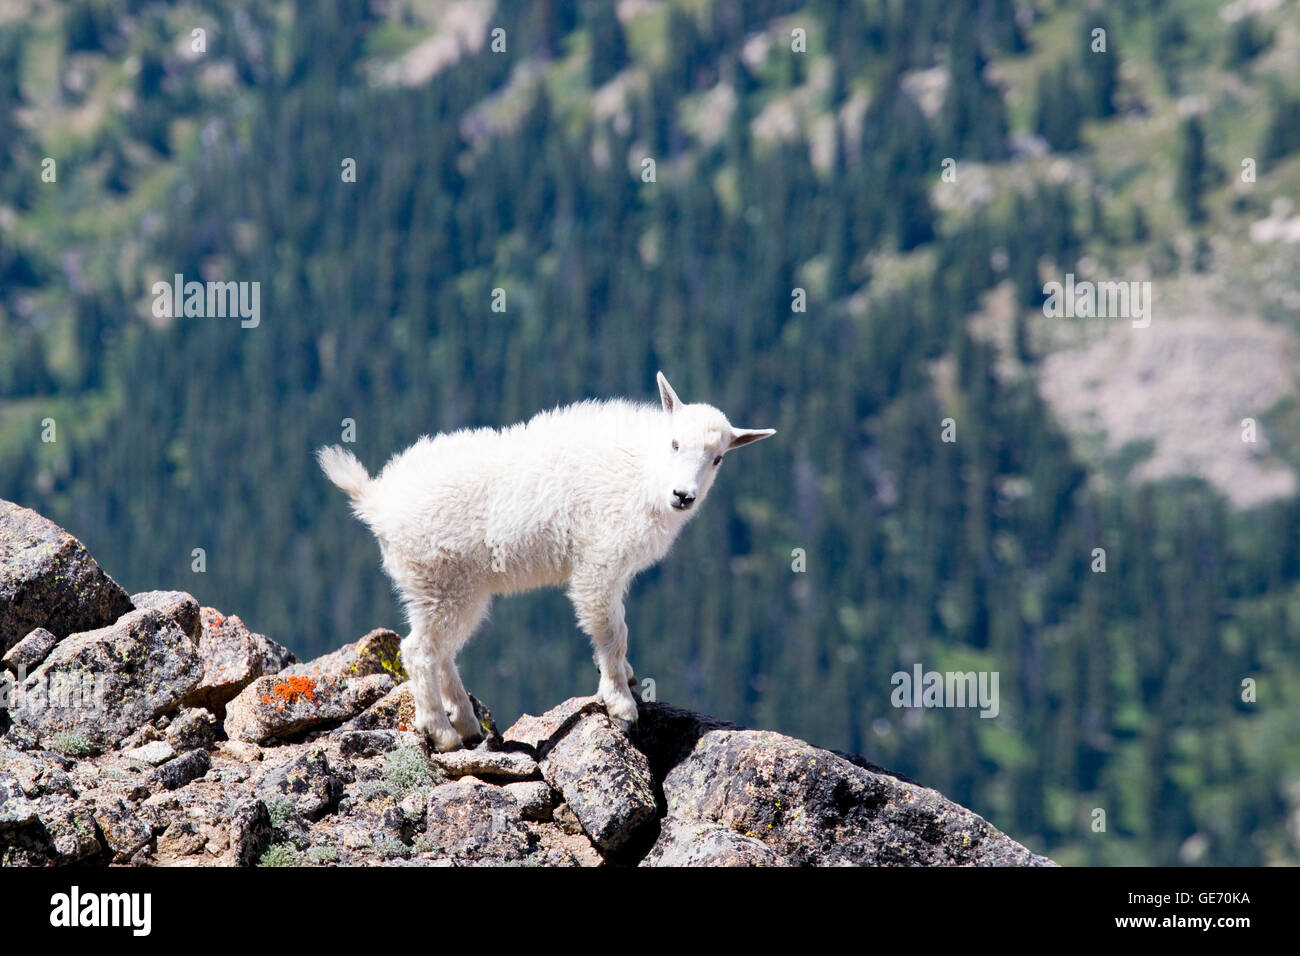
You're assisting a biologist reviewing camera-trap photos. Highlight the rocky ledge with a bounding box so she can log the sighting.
[0,499,1052,867]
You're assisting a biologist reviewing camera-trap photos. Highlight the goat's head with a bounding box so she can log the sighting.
[654,371,775,514]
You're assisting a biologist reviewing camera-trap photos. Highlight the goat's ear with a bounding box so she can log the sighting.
[657,371,681,414]
[728,427,776,449]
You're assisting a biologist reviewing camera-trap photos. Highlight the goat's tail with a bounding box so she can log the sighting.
[316,445,371,502]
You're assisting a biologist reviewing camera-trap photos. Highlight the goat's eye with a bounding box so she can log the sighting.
[713,456,722,466]
[672,440,679,451]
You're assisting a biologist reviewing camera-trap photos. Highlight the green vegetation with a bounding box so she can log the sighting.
[51,731,95,757]
[257,843,299,867]
[305,843,339,864]
[375,838,409,860]
[267,799,296,830]
[383,747,441,796]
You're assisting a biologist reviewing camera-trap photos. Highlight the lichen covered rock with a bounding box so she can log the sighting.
[180,605,298,711]
[0,500,133,654]
[129,591,201,641]
[535,702,657,852]
[1,627,59,674]
[640,821,778,867]
[650,727,1054,866]
[8,606,203,752]
[423,778,535,864]
[224,672,393,743]
[431,748,539,781]
[281,627,403,682]
[256,749,343,820]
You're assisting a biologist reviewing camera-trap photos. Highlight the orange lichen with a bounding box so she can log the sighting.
[260,675,317,711]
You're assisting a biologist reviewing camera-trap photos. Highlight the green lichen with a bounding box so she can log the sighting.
[350,645,408,681]
[377,649,408,681]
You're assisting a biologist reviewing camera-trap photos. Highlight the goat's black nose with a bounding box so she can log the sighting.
[673,490,696,507]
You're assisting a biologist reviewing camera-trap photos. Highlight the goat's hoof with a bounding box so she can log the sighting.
[600,693,640,732]
[422,725,464,753]
[448,710,482,742]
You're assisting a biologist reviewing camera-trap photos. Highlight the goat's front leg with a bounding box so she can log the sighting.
[569,574,639,730]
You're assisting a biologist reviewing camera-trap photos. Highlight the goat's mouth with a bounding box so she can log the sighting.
[671,500,693,511]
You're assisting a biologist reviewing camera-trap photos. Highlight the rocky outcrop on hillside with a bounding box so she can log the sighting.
[0,500,1053,866]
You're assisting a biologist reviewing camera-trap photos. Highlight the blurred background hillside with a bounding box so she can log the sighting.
[3,0,1300,865]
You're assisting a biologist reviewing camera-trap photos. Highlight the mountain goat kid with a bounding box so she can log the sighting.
[317,372,775,752]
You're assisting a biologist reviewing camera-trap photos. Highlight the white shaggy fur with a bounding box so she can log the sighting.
[317,373,774,752]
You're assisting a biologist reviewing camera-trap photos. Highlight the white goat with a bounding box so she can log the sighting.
[317,372,774,752]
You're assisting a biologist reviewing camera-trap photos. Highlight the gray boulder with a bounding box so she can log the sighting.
[129,591,201,641]
[423,778,535,864]
[150,749,211,791]
[1,627,59,674]
[342,681,415,731]
[256,749,343,820]
[640,821,778,867]
[165,707,218,752]
[123,740,176,766]
[650,727,1054,866]
[430,748,539,781]
[230,799,273,866]
[502,695,602,751]
[503,780,555,821]
[180,605,298,711]
[9,606,203,751]
[0,500,133,654]
[92,796,152,863]
[0,771,37,828]
[525,699,657,852]
[37,799,103,863]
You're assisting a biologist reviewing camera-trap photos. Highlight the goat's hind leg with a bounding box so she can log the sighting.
[410,591,489,750]
[437,592,489,743]
[439,658,483,744]
[399,624,462,753]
